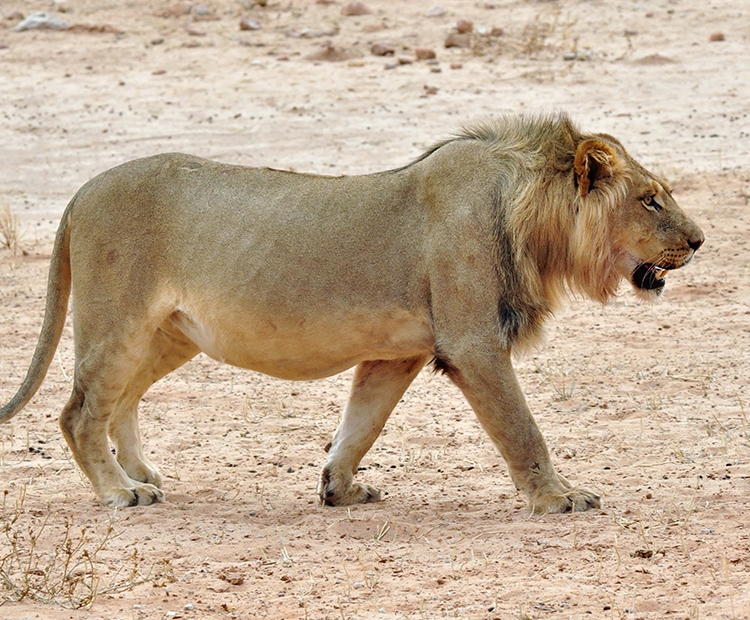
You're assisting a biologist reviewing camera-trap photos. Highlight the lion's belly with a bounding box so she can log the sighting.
[170,305,434,380]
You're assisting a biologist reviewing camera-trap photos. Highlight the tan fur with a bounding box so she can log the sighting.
[0,113,703,513]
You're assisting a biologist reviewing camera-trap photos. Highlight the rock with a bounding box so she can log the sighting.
[14,12,69,31]
[456,19,473,34]
[183,25,206,36]
[414,46,436,60]
[563,50,593,61]
[371,42,395,56]
[288,27,339,38]
[155,4,191,18]
[240,17,261,31]
[191,5,217,21]
[425,6,445,17]
[709,32,725,42]
[444,33,471,48]
[341,2,371,16]
[423,85,439,96]
[450,61,463,69]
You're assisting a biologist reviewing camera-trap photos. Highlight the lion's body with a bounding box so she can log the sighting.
[1,114,703,512]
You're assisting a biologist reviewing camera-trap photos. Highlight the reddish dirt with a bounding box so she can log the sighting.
[1,1,749,618]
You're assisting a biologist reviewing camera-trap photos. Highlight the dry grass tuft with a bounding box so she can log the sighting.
[0,203,26,255]
[0,486,174,609]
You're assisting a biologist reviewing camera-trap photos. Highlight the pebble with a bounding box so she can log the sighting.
[415,46,436,60]
[444,33,471,48]
[341,2,371,16]
[371,42,395,56]
[191,5,217,21]
[14,12,69,31]
[240,17,261,31]
[456,19,473,34]
[563,50,592,61]
[450,61,463,69]
[425,5,445,18]
[709,32,725,42]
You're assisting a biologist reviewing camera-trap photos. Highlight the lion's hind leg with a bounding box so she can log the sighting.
[60,314,198,508]
[59,379,164,508]
[319,355,429,506]
[108,323,200,489]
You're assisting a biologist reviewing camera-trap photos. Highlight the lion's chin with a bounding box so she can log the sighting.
[631,263,667,299]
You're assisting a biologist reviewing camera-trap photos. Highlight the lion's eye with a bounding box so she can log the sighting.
[641,195,662,212]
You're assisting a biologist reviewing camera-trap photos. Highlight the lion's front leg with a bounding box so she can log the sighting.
[319,355,429,506]
[438,348,600,514]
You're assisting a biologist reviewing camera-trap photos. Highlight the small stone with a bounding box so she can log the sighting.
[489,26,504,36]
[456,19,473,34]
[709,32,725,42]
[450,61,463,69]
[150,37,165,45]
[425,5,445,17]
[371,42,395,56]
[240,17,261,30]
[444,33,471,48]
[415,46,436,60]
[341,2,371,16]
[424,85,438,95]
[191,4,217,21]
[397,56,412,65]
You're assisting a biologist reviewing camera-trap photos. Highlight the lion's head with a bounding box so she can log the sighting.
[569,134,704,303]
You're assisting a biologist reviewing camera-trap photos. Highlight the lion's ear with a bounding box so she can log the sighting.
[574,139,618,197]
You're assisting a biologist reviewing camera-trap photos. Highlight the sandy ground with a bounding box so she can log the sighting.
[1,0,749,618]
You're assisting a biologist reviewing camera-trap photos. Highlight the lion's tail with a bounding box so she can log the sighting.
[0,194,74,423]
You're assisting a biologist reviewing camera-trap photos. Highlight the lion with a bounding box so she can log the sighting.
[0,113,703,513]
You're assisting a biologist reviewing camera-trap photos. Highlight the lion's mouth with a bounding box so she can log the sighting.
[632,263,669,291]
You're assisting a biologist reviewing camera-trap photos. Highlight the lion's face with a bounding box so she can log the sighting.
[611,170,704,298]
[573,137,704,300]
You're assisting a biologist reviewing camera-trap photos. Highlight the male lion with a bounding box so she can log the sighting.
[1,113,703,513]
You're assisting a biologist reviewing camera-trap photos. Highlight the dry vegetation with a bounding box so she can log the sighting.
[0,204,24,256]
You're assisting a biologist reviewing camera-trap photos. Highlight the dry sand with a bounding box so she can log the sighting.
[1,1,749,618]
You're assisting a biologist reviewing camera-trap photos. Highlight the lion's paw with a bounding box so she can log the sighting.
[529,486,601,515]
[100,483,165,508]
[318,468,382,506]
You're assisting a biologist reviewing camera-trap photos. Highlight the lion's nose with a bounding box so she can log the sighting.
[688,235,704,252]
